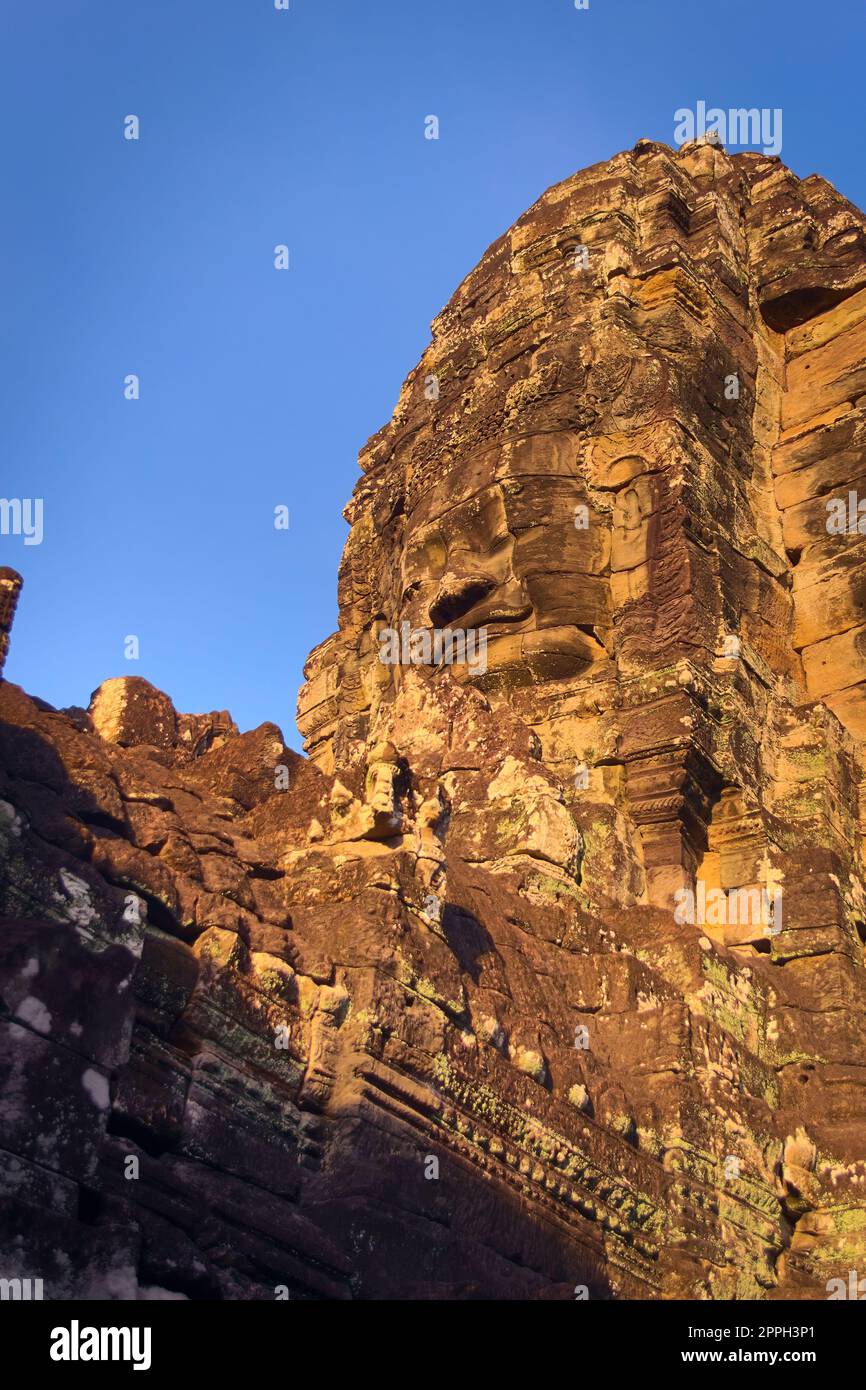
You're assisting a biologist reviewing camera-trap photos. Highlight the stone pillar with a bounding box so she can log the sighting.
[0,568,23,679]
[620,687,722,909]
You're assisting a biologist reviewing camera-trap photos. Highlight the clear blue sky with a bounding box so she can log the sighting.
[2,0,864,747]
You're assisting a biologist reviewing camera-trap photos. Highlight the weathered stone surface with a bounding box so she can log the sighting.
[3,139,866,1300]
[0,569,22,680]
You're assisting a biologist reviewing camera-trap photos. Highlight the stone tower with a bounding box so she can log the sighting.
[298,137,866,921]
[3,145,866,1302]
[0,568,22,679]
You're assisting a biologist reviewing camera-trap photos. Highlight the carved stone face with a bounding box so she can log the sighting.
[300,138,866,774]
[395,435,612,689]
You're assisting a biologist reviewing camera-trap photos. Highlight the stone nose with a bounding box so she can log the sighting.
[428,573,497,628]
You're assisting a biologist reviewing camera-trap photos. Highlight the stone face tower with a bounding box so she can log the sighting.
[2,145,866,1303]
[0,568,22,679]
[298,138,866,916]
